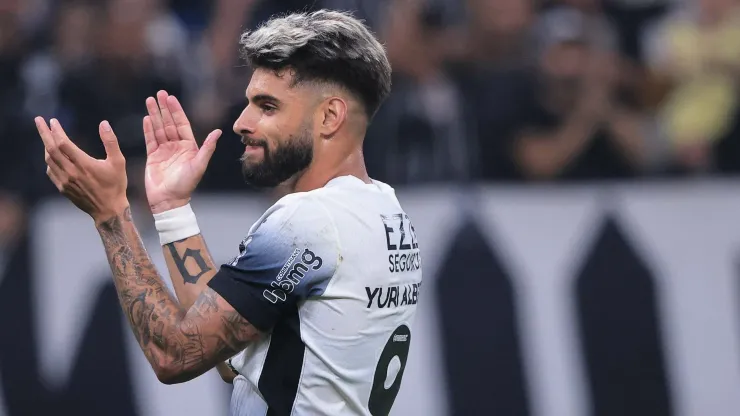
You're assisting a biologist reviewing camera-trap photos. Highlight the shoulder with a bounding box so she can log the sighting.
[256,192,337,239]
[233,193,341,272]
[224,192,342,286]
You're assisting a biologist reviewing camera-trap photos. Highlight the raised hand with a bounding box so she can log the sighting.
[36,117,128,223]
[143,90,222,214]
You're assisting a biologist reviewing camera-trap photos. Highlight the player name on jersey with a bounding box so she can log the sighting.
[365,282,421,309]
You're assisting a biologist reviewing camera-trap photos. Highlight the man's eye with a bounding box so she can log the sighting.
[261,104,276,112]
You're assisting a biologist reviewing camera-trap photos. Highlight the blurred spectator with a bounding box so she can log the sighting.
[0,1,47,188]
[0,0,43,274]
[22,1,96,120]
[364,0,473,185]
[557,0,619,51]
[644,0,740,173]
[447,0,536,181]
[0,192,24,276]
[463,0,536,68]
[502,7,648,180]
[189,0,261,130]
[0,1,28,120]
[56,0,184,159]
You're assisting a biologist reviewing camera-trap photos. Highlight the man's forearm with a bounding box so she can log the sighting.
[96,206,196,377]
[162,235,239,382]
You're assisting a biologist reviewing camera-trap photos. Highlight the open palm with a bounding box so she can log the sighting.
[144,91,222,213]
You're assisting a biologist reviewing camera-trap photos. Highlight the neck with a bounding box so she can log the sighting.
[291,145,370,193]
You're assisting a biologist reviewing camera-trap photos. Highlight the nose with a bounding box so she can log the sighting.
[233,106,256,137]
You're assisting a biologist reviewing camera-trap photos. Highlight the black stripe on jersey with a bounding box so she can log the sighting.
[259,305,306,416]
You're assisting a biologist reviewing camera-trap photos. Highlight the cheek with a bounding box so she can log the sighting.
[253,121,287,155]
[267,113,304,141]
[544,49,585,78]
[260,122,283,150]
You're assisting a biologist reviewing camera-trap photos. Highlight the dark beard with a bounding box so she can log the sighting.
[240,130,313,189]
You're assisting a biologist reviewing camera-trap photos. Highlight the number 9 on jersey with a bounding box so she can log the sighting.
[369,325,411,416]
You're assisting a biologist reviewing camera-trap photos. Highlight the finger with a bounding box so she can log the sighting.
[146,96,168,145]
[46,164,63,191]
[45,149,64,176]
[45,149,67,186]
[40,119,76,174]
[157,90,179,141]
[194,129,222,171]
[166,95,196,142]
[99,120,124,161]
[35,117,56,148]
[49,118,86,165]
[143,116,158,155]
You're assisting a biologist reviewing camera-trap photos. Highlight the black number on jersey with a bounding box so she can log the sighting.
[369,325,411,416]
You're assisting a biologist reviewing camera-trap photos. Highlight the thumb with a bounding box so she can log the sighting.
[99,121,123,161]
[195,129,222,170]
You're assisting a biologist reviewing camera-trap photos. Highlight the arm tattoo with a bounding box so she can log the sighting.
[96,207,257,382]
[165,239,212,284]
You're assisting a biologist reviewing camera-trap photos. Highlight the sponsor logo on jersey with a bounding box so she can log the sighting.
[388,251,422,273]
[381,214,422,273]
[263,248,323,303]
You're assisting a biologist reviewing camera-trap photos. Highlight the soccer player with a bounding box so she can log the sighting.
[35,9,423,416]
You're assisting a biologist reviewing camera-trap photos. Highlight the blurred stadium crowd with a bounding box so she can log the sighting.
[1,0,740,253]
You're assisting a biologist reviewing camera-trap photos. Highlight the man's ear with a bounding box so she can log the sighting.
[317,97,347,137]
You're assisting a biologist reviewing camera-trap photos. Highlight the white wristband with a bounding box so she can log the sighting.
[153,203,201,245]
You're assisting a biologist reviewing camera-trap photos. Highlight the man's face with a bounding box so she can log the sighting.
[467,0,532,35]
[233,68,315,188]
[538,41,590,111]
[542,42,588,83]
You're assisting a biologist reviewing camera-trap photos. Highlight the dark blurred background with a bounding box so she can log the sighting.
[1,0,740,415]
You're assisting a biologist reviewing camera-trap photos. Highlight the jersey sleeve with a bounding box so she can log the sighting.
[207,197,340,332]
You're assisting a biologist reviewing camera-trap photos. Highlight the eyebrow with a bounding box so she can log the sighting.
[247,94,283,105]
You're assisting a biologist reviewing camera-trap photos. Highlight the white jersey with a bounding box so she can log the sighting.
[207,175,423,416]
